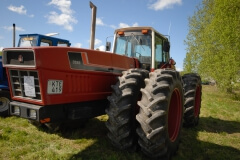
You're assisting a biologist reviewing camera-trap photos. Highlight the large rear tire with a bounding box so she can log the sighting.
[136,69,184,159]
[105,68,149,150]
[182,73,202,127]
[0,90,10,117]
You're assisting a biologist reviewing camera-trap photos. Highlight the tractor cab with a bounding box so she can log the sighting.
[18,34,71,47]
[109,27,175,71]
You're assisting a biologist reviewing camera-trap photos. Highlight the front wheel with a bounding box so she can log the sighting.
[0,90,11,117]
[105,68,149,150]
[136,69,184,159]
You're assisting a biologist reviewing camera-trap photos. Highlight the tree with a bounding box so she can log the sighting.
[184,0,240,92]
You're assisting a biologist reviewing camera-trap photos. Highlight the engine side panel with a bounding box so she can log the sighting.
[4,47,136,105]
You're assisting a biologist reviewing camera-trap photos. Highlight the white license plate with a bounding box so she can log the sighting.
[47,80,63,94]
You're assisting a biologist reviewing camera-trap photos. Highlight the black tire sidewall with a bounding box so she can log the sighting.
[136,69,184,159]
[0,90,11,117]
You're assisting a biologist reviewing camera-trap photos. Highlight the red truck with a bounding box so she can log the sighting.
[2,27,201,159]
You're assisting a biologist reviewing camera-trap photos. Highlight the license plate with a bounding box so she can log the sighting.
[47,80,63,94]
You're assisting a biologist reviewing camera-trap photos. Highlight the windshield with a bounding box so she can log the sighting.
[19,36,37,47]
[114,33,151,59]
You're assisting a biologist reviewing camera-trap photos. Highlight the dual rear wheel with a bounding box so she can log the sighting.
[106,69,202,159]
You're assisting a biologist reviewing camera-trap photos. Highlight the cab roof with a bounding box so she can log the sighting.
[19,34,70,44]
[114,26,168,41]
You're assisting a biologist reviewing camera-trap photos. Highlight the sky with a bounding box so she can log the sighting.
[0,0,201,71]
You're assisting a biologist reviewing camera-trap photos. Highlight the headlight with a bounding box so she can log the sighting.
[28,109,37,119]
[13,106,20,115]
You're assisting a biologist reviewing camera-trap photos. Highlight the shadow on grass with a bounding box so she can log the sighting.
[37,116,240,160]
[176,116,240,160]
[58,118,148,160]
[198,116,240,134]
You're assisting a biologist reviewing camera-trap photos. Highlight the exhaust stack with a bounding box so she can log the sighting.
[13,23,16,47]
[89,1,97,49]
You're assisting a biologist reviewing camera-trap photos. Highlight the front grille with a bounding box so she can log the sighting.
[9,69,41,101]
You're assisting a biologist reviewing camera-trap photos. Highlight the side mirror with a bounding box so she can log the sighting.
[163,41,170,52]
[106,42,111,51]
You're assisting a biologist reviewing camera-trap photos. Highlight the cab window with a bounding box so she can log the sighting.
[40,39,52,46]
[155,34,169,68]
[58,41,68,47]
[19,36,37,47]
[155,35,163,68]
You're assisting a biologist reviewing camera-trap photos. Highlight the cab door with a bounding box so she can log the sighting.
[154,34,170,69]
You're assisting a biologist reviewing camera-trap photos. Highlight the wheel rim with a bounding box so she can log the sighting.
[0,97,9,111]
[168,88,182,142]
[194,86,201,117]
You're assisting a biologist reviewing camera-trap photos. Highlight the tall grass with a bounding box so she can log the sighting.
[0,85,239,160]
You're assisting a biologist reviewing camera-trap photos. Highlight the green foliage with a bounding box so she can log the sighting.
[184,0,240,92]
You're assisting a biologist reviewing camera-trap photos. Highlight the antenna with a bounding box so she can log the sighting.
[168,21,171,36]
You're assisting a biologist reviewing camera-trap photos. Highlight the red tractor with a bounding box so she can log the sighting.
[2,26,201,159]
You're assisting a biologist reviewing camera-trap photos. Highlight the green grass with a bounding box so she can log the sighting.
[175,86,240,160]
[0,85,240,160]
